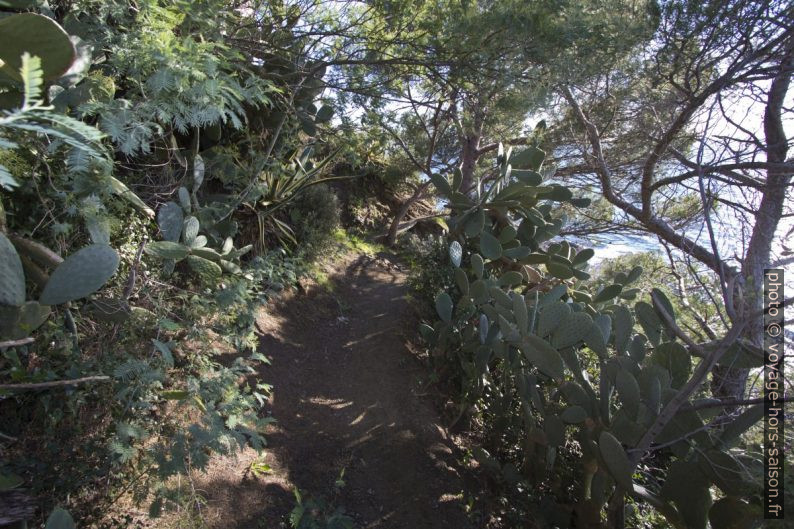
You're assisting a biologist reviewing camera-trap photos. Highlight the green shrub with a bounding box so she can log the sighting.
[402,233,454,317]
[418,144,766,529]
[288,184,341,257]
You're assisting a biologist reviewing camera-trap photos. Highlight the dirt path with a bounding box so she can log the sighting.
[193,251,474,528]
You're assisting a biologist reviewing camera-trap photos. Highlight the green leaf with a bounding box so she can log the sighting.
[651,287,676,322]
[193,155,205,190]
[503,246,531,259]
[552,311,593,349]
[512,169,543,185]
[20,52,43,105]
[186,255,222,284]
[175,188,191,214]
[498,225,517,243]
[593,313,611,343]
[537,300,571,337]
[538,185,573,202]
[0,164,19,190]
[636,301,662,345]
[512,292,528,335]
[419,323,435,343]
[490,286,512,308]
[40,244,119,305]
[498,271,523,287]
[569,197,591,207]
[470,279,489,304]
[479,232,503,260]
[719,404,763,448]
[544,415,566,446]
[191,247,222,262]
[539,284,568,306]
[584,321,608,358]
[598,431,633,489]
[152,339,174,367]
[455,268,469,296]
[626,265,643,284]
[161,390,189,400]
[435,292,453,323]
[479,313,489,344]
[110,177,155,218]
[699,450,757,497]
[521,335,564,380]
[0,232,25,306]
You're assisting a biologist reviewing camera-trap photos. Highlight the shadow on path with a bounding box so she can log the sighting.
[194,252,474,529]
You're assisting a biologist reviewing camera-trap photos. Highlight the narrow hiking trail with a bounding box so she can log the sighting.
[192,250,476,528]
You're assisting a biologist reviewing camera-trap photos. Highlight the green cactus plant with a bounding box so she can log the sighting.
[0,13,76,82]
[39,244,119,306]
[0,232,25,306]
[415,140,766,529]
[0,233,120,340]
[150,188,252,282]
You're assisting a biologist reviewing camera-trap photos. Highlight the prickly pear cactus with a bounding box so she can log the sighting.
[157,202,184,242]
[416,141,764,529]
[0,232,25,306]
[40,244,120,306]
[0,13,76,82]
[186,255,222,285]
[152,193,248,279]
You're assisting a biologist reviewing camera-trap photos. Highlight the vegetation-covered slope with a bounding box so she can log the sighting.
[0,1,790,528]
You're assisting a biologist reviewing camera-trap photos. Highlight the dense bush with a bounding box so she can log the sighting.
[288,184,341,258]
[418,144,767,529]
[402,233,454,317]
[0,1,337,524]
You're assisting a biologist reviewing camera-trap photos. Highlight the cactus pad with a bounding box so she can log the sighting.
[157,202,183,242]
[0,232,25,306]
[40,244,119,306]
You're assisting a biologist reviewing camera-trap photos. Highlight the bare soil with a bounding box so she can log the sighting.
[192,251,477,528]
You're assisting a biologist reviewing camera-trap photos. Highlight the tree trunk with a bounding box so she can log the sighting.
[710,37,792,404]
[459,133,480,195]
[385,181,431,246]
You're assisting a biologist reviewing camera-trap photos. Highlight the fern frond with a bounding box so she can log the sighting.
[20,53,43,108]
[113,359,151,381]
[11,121,104,159]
